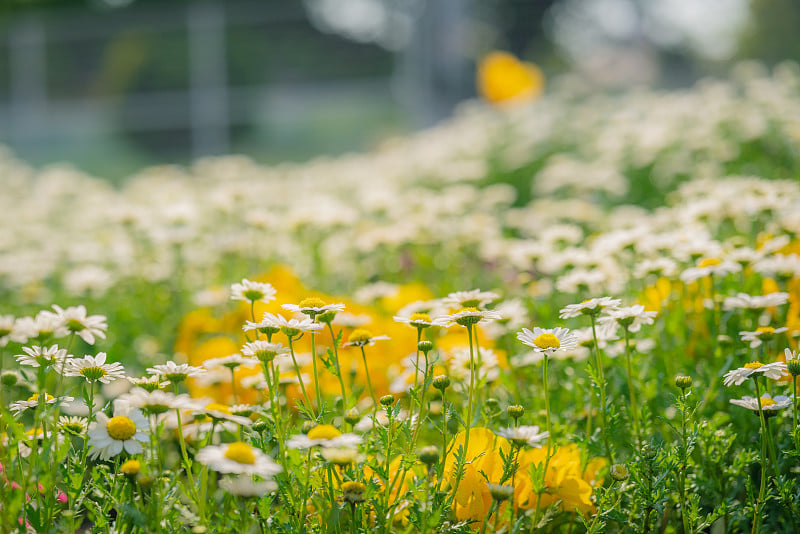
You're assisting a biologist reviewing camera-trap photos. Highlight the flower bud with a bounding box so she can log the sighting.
[432,375,450,391]
[252,419,268,433]
[301,420,316,434]
[675,375,692,390]
[488,483,514,502]
[787,359,800,377]
[418,340,434,354]
[380,394,395,407]
[507,405,525,421]
[341,481,366,504]
[344,408,361,425]
[609,464,629,482]
[1,371,18,387]
[418,445,440,466]
[446,411,460,435]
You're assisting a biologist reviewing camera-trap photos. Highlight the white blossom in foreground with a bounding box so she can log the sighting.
[88,403,150,460]
[196,442,282,476]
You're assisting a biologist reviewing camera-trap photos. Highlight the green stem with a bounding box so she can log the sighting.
[359,346,377,412]
[623,327,641,446]
[311,330,323,416]
[327,323,349,422]
[591,315,612,464]
[449,324,476,506]
[287,336,314,415]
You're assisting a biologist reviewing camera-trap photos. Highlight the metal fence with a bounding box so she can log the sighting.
[0,0,471,176]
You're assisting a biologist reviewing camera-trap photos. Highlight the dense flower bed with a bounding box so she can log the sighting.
[1,63,800,532]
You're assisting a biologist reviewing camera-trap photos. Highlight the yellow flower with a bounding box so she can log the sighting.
[444,428,510,522]
[477,51,544,105]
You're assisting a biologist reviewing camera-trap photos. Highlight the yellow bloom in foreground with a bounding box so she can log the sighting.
[444,429,604,525]
[477,51,544,105]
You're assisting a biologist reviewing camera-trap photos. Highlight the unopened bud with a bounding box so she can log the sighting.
[418,445,440,466]
[507,405,525,421]
[609,464,629,482]
[675,375,693,390]
[380,394,395,407]
[432,375,450,391]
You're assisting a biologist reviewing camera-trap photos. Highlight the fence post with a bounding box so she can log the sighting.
[9,14,47,152]
[187,0,229,158]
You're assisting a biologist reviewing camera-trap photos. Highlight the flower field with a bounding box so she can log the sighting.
[2,62,800,533]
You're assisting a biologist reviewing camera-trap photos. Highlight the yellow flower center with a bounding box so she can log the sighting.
[224,442,256,464]
[759,398,777,408]
[299,297,326,309]
[409,313,432,323]
[107,416,137,441]
[27,393,54,403]
[534,333,561,350]
[206,403,231,414]
[461,307,479,313]
[307,424,342,441]
[744,361,764,370]
[120,459,141,476]
[755,326,775,335]
[348,329,373,345]
[698,257,721,268]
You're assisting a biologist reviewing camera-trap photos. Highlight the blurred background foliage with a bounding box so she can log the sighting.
[0,0,798,181]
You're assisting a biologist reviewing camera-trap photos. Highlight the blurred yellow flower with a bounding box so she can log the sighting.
[477,51,544,105]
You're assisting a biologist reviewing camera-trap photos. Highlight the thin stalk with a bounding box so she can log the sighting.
[590,315,612,463]
[678,388,690,534]
[359,346,377,412]
[449,324,476,505]
[752,377,769,534]
[287,336,314,414]
[623,327,641,446]
[327,323,349,422]
[311,330,323,415]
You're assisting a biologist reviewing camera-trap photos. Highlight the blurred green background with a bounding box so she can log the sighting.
[0,0,798,182]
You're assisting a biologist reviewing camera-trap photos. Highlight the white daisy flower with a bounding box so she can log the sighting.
[558,297,622,319]
[395,300,448,321]
[282,298,346,317]
[196,442,282,476]
[320,446,363,466]
[258,313,324,337]
[28,311,69,340]
[64,353,126,384]
[219,476,278,496]
[432,307,503,328]
[343,329,390,347]
[230,279,277,304]
[496,425,549,448]
[128,375,170,392]
[0,314,16,347]
[633,258,678,279]
[353,410,418,432]
[516,327,578,354]
[729,394,791,413]
[442,289,499,310]
[147,361,207,383]
[87,403,150,460]
[286,424,363,449]
[722,292,789,311]
[194,402,253,426]
[447,346,500,385]
[59,416,88,435]
[241,340,289,362]
[679,258,741,283]
[51,305,107,345]
[739,326,788,348]
[15,345,71,368]
[393,312,435,329]
[331,312,372,328]
[9,393,74,416]
[203,353,259,371]
[723,361,788,386]
[598,305,657,333]
[118,387,195,416]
